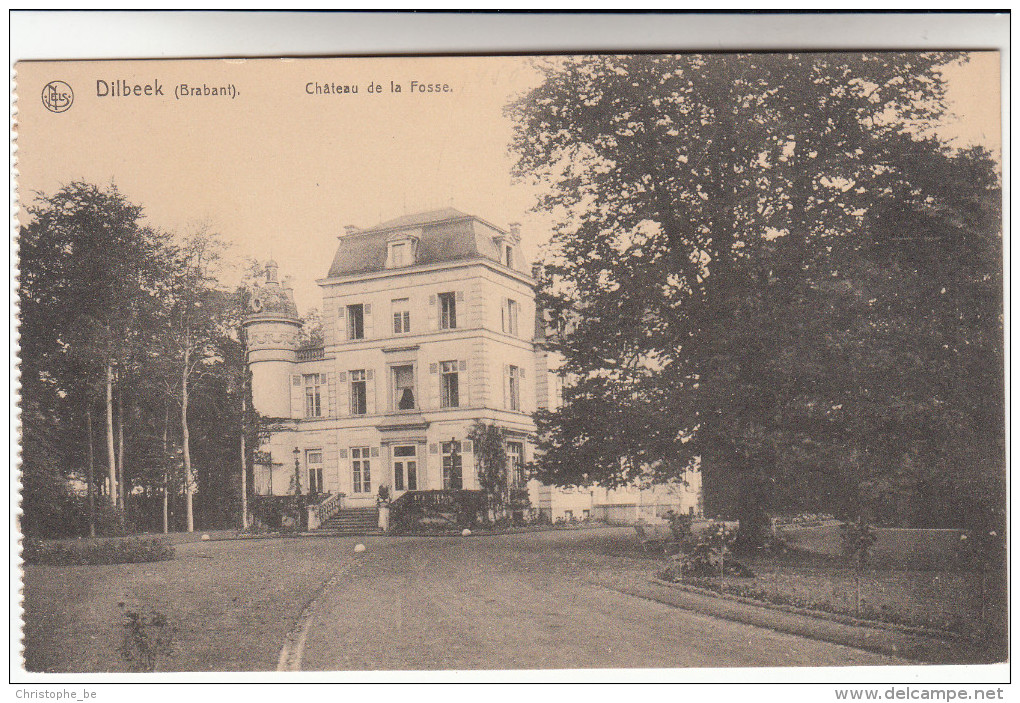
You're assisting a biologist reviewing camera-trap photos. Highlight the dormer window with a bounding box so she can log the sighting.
[493,228,520,271]
[386,232,419,269]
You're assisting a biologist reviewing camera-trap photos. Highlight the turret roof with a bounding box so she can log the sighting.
[246,282,299,322]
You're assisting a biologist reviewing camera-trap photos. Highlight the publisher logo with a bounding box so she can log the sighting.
[42,81,73,113]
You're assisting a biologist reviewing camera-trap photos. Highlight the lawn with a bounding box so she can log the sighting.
[655,541,1006,657]
[21,534,375,672]
[717,556,1005,639]
[21,526,1003,671]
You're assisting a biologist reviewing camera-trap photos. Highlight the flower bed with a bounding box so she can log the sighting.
[655,558,1004,643]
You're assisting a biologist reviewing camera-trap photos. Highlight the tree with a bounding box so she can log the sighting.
[21,184,252,537]
[20,182,168,533]
[468,422,509,518]
[297,308,324,348]
[164,229,231,532]
[509,53,1001,544]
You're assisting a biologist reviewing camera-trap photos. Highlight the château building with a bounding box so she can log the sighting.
[243,208,700,527]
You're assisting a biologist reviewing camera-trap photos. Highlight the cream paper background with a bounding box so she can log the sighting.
[15,52,1000,314]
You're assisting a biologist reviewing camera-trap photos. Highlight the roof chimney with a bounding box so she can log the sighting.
[343,225,360,237]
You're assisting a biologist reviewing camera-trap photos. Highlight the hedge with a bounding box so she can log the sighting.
[22,536,175,565]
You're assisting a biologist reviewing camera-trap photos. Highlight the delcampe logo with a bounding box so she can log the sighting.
[41,80,74,113]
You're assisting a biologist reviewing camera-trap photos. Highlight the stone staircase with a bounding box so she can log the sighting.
[318,507,382,535]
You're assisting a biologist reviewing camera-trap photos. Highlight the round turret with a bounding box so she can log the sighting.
[243,262,302,418]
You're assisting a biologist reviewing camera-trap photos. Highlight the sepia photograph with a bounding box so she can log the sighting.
[10,11,1008,692]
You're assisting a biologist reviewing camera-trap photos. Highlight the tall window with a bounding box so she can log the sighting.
[393,445,417,492]
[307,449,324,494]
[440,360,460,408]
[504,244,515,269]
[350,370,367,415]
[347,304,365,340]
[503,298,519,336]
[442,441,463,490]
[392,365,416,411]
[507,442,525,487]
[392,298,410,334]
[439,292,457,330]
[507,365,520,411]
[304,373,322,418]
[351,447,371,493]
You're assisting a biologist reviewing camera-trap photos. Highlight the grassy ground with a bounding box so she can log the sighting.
[22,527,995,672]
[716,555,1005,640]
[22,534,375,672]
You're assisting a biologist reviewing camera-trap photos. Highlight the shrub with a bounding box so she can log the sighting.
[663,520,755,581]
[250,495,313,532]
[22,536,175,565]
[840,516,878,568]
[664,509,693,542]
[118,604,175,672]
[840,516,878,615]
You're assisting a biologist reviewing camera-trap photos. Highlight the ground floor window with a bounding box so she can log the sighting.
[442,441,462,490]
[306,449,324,494]
[393,445,418,492]
[506,441,525,487]
[351,447,371,493]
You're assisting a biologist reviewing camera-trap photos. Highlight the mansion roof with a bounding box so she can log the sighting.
[326,208,517,279]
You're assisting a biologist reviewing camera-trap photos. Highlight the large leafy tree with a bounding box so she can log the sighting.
[20,184,253,536]
[509,53,1002,542]
[20,183,168,533]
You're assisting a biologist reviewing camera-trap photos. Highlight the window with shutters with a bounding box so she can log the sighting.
[307,449,324,494]
[350,370,367,415]
[439,292,457,330]
[392,364,416,411]
[508,365,521,411]
[503,298,519,336]
[347,304,365,340]
[392,298,411,334]
[440,360,459,408]
[351,447,371,493]
[442,441,463,490]
[303,373,322,418]
[506,442,525,487]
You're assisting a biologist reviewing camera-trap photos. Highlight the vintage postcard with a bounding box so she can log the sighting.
[13,46,1005,685]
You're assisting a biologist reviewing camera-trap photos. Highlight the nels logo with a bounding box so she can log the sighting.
[41,80,73,113]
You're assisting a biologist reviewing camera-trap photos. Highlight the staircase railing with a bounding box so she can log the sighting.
[313,492,345,525]
[389,489,486,531]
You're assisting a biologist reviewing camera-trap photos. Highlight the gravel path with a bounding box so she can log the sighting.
[298,528,902,670]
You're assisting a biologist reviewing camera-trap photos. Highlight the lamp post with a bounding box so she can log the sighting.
[293,446,302,495]
[450,436,461,490]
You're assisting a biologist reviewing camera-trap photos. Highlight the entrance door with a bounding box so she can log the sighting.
[306,449,324,494]
[393,445,418,492]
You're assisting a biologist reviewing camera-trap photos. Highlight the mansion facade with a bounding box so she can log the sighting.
[243,208,700,522]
